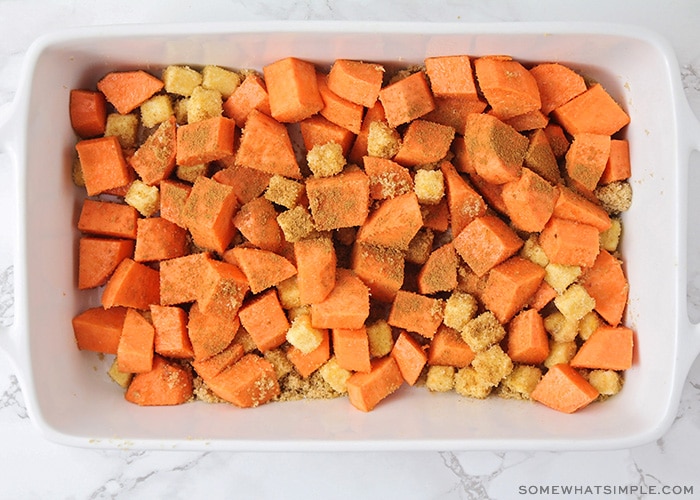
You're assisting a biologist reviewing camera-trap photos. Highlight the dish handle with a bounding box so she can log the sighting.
[678,100,700,379]
[0,99,20,368]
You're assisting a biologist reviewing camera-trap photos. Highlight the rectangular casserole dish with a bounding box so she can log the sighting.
[0,21,699,451]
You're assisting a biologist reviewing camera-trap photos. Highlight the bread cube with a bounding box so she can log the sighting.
[600,217,622,252]
[162,65,203,96]
[286,313,323,354]
[367,319,394,358]
[176,163,209,183]
[187,86,223,123]
[405,228,434,265]
[276,276,302,309]
[286,305,311,322]
[108,358,133,388]
[140,94,173,129]
[234,326,258,353]
[587,369,623,396]
[277,206,315,243]
[125,179,160,217]
[595,180,633,214]
[520,234,549,267]
[443,291,478,332]
[460,311,506,352]
[414,169,445,205]
[307,142,346,178]
[471,345,513,386]
[367,121,401,158]
[425,365,455,392]
[173,98,189,125]
[543,310,579,342]
[72,158,85,187]
[498,364,542,400]
[265,174,305,209]
[543,340,577,368]
[104,112,139,149]
[554,283,596,321]
[319,357,352,394]
[264,348,295,379]
[544,263,582,293]
[202,65,242,99]
[578,311,604,341]
[454,366,492,399]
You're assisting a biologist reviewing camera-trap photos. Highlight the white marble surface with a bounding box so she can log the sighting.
[1,1,700,498]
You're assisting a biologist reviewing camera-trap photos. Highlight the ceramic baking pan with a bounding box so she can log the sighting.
[0,21,699,450]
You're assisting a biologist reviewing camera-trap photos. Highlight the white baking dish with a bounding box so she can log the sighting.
[0,21,699,451]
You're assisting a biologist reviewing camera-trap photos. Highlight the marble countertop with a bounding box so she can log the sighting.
[1,1,700,498]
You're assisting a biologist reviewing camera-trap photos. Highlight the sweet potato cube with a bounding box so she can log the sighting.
[417,242,458,295]
[198,258,250,314]
[316,72,364,134]
[553,186,611,232]
[481,257,546,324]
[78,237,135,290]
[181,175,239,254]
[333,327,372,373]
[327,59,384,108]
[191,341,245,381]
[263,57,324,123]
[580,250,629,326]
[70,89,107,138]
[233,197,283,253]
[213,164,272,205]
[101,258,160,311]
[551,83,630,136]
[159,180,192,229]
[78,199,139,239]
[222,72,271,127]
[346,356,404,412]
[235,109,302,179]
[176,116,235,166]
[388,290,443,339]
[306,166,370,230]
[134,217,188,262]
[129,116,177,185]
[363,156,413,200]
[427,326,475,368]
[524,128,562,184]
[117,309,155,373]
[159,252,211,306]
[350,242,404,303]
[462,112,528,185]
[355,192,423,251]
[393,119,455,167]
[72,306,128,354]
[310,269,370,330]
[300,116,355,158]
[529,62,587,115]
[425,55,478,99]
[227,247,296,295]
[501,167,558,233]
[97,69,164,115]
[600,139,631,184]
[238,289,290,352]
[565,133,611,191]
[440,160,487,235]
[531,363,599,414]
[187,301,240,361]
[453,215,523,277]
[474,57,541,120]
[507,308,550,364]
[286,329,331,378]
[378,71,435,128]
[206,354,280,408]
[125,355,193,406]
[539,217,600,267]
[150,304,194,359]
[570,325,634,371]
[390,331,428,386]
[295,234,337,304]
[76,136,131,196]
